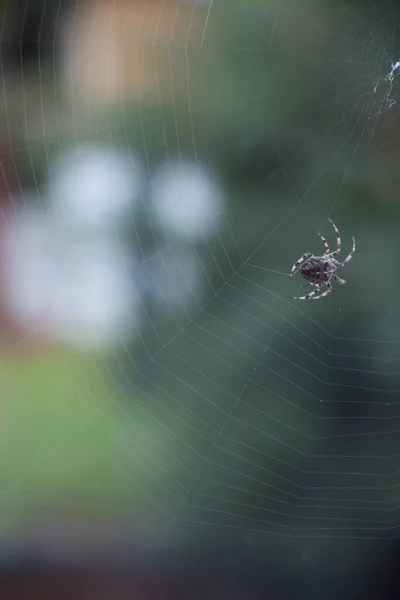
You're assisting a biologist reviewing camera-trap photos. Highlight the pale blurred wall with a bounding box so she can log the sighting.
[60,0,203,106]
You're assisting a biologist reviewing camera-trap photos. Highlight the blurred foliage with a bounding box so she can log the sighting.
[2,0,400,580]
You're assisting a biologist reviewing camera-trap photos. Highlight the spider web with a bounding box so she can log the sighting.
[1,0,400,586]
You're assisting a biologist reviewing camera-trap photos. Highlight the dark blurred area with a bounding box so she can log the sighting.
[2,0,400,598]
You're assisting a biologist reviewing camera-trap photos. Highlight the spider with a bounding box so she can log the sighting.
[290,219,355,300]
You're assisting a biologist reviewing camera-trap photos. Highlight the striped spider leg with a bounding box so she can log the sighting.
[294,282,332,300]
[290,252,312,276]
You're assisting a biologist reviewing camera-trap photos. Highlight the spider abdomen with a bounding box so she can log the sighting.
[300,257,336,284]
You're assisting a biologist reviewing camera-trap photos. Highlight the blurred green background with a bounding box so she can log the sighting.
[1,0,400,589]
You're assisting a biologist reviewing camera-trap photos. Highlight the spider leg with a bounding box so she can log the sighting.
[295,282,332,300]
[317,231,330,255]
[290,252,312,276]
[294,288,321,300]
[314,283,333,299]
[327,218,341,256]
[340,237,355,266]
[333,274,345,285]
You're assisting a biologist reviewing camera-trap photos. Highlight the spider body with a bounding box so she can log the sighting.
[290,219,355,300]
[299,256,339,285]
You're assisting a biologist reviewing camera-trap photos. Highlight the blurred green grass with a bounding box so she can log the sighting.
[2,348,146,525]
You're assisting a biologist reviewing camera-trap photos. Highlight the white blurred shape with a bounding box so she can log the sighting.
[2,203,141,352]
[151,160,223,240]
[49,243,140,351]
[2,206,53,334]
[141,247,201,312]
[48,144,142,229]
